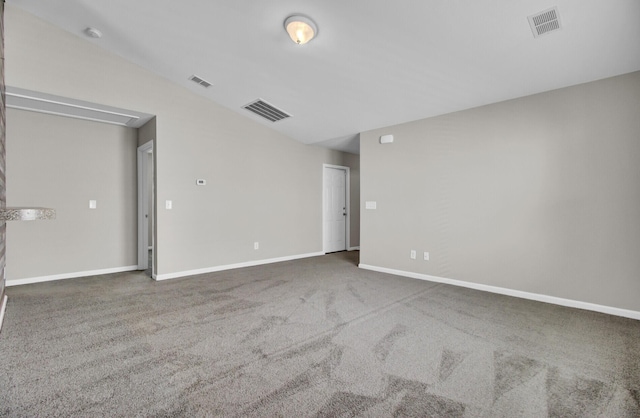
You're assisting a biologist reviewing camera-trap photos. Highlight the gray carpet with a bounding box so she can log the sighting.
[0,251,639,417]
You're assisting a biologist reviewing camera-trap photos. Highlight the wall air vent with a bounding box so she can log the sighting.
[528,7,561,38]
[189,74,212,88]
[243,99,291,122]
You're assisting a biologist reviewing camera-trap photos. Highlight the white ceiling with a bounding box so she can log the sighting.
[8,0,640,154]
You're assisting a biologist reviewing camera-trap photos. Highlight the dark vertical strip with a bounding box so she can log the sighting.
[0,0,6,305]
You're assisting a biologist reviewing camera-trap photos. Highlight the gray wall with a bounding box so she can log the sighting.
[6,108,138,279]
[137,117,156,147]
[5,6,359,279]
[148,153,153,246]
[341,151,360,248]
[138,118,156,270]
[360,71,640,312]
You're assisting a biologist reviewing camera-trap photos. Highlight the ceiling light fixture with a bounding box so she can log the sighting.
[284,15,317,45]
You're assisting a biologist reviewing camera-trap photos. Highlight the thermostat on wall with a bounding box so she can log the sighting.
[196,179,206,186]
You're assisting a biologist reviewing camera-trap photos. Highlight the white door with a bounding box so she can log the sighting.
[323,167,347,253]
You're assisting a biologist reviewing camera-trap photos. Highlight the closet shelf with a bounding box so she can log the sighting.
[0,207,56,221]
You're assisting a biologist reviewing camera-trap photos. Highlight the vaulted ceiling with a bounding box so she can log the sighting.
[8,0,640,154]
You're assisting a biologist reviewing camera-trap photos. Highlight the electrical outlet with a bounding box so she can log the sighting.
[410,250,416,259]
[424,251,430,261]
[254,242,259,250]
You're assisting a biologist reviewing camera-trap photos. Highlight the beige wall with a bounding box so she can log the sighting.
[137,118,156,270]
[341,151,360,248]
[137,117,156,147]
[361,71,640,312]
[5,6,359,279]
[6,109,138,279]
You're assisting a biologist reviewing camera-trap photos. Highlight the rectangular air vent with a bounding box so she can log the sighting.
[189,74,212,88]
[243,99,291,122]
[528,7,561,38]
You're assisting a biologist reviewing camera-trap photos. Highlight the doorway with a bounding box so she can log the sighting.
[137,141,154,276]
[323,164,350,253]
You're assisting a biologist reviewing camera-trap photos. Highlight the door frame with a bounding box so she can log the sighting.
[137,141,154,273]
[322,164,350,253]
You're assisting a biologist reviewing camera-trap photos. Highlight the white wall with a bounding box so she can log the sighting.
[6,109,137,279]
[5,6,359,280]
[360,71,640,313]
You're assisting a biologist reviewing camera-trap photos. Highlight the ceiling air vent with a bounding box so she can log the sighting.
[528,7,561,38]
[189,74,212,88]
[243,99,291,122]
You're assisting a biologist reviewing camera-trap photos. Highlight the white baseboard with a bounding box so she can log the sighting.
[6,265,139,287]
[348,246,360,251]
[358,264,640,321]
[0,295,7,334]
[155,252,324,281]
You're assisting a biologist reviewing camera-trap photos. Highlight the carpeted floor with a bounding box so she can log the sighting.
[0,251,639,417]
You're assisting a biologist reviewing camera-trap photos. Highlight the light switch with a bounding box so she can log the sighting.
[380,134,394,144]
[365,201,377,210]
[89,200,97,209]
[196,179,206,186]
[165,200,172,210]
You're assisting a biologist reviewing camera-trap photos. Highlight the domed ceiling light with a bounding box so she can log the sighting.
[284,15,318,45]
